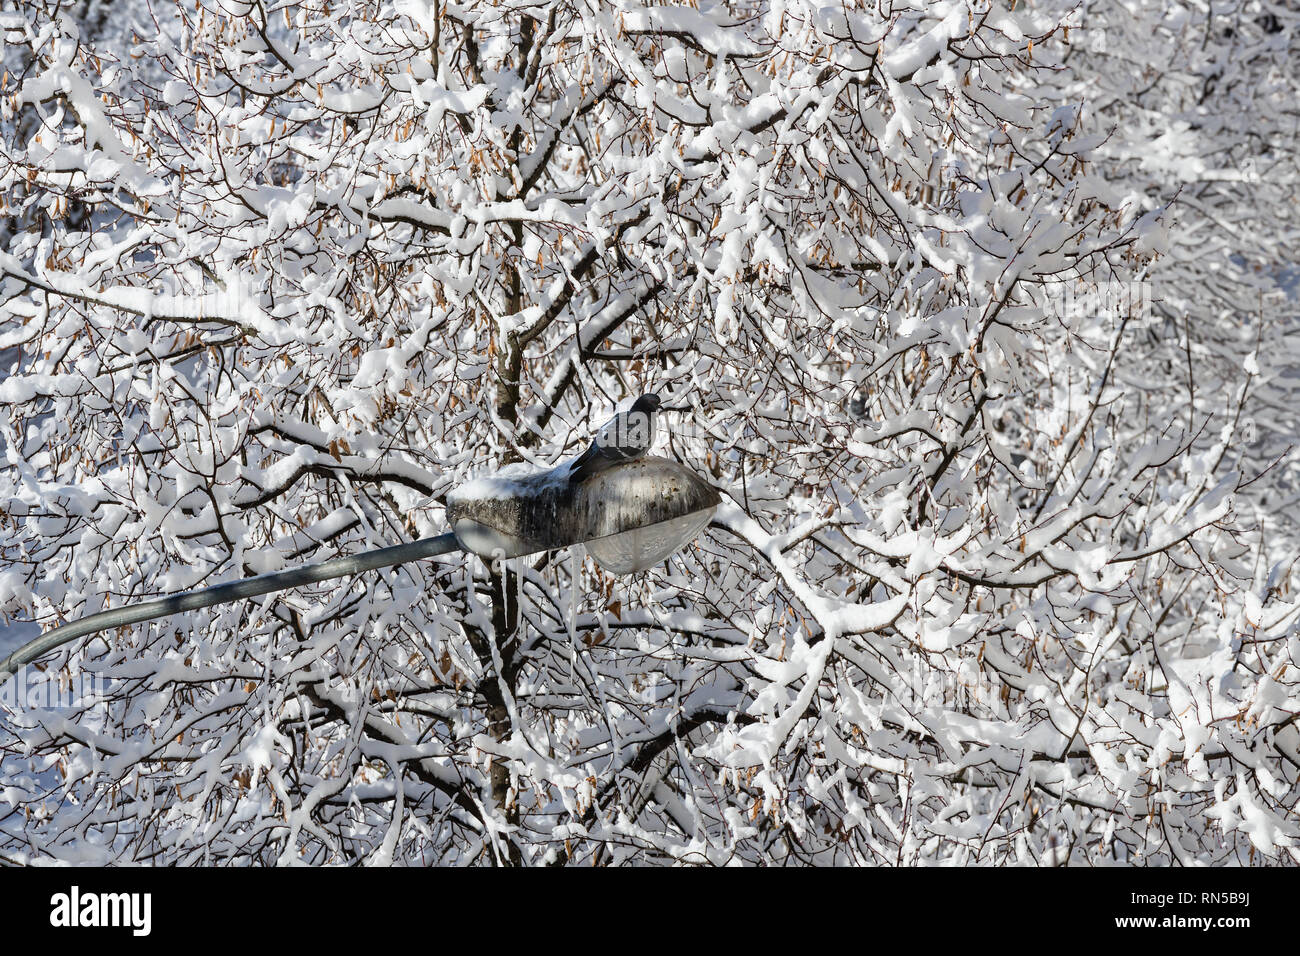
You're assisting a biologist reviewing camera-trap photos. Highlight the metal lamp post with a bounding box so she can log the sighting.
[0,456,719,680]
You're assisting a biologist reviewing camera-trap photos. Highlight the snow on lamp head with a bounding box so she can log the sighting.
[446,456,719,574]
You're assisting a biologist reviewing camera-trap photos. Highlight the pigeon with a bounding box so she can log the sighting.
[567,393,662,484]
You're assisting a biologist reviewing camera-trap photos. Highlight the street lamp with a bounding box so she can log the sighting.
[0,456,719,679]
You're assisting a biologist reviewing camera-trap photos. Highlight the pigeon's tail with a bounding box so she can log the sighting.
[566,444,603,485]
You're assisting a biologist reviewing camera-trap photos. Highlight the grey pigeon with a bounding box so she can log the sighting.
[567,393,662,484]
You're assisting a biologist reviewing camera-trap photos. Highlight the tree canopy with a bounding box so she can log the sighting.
[1,0,1298,865]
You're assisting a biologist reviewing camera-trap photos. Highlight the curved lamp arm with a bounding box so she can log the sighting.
[0,533,461,681]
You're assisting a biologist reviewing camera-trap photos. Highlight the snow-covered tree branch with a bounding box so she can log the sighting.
[1,0,1298,865]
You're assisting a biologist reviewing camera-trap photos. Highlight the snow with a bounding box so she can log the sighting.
[1,0,1297,868]
[447,461,568,504]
